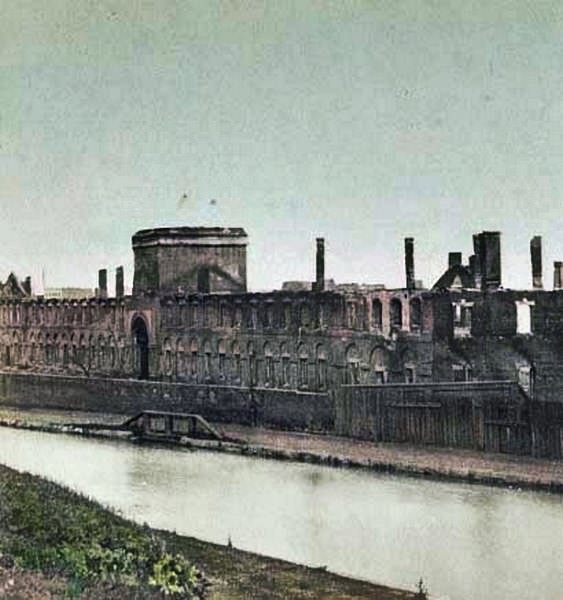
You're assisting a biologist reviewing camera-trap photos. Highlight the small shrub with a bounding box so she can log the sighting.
[149,552,202,598]
[0,467,208,598]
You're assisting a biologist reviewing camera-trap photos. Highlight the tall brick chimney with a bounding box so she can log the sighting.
[314,237,325,292]
[115,266,124,298]
[448,252,462,269]
[530,236,543,289]
[98,269,107,299]
[472,235,482,289]
[554,262,563,290]
[474,231,501,290]
[404,237,415,290]
[23,276,32,296]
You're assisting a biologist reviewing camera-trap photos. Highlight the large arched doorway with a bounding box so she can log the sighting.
[131,316,149,379]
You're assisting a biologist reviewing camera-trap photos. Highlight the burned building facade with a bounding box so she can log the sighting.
[1,225,563,407]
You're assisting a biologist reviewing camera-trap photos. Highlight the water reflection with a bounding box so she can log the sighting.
[0,427,561,600]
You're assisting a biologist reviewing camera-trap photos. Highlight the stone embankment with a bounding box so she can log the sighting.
[1,407,562,494]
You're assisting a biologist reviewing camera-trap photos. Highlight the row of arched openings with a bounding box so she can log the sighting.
[1,330,133,374]
[159,338,329,390]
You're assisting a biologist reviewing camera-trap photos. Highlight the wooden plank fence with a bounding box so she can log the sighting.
[335,381,546,456]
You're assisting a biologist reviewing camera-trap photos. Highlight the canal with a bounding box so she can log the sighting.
[0,427,561,600]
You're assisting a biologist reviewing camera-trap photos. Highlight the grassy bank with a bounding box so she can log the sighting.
[0,464,417,599]
[0,464,207,599]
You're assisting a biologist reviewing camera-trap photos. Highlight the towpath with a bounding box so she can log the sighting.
[0,406,561,492]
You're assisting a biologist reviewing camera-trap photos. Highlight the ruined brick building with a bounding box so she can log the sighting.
[1,225,563,456]
[1,226,563,402]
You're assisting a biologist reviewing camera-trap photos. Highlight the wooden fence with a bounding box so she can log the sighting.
[335,381,560,457]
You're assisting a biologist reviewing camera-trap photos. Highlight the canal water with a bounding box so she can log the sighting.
[0,427,561,600]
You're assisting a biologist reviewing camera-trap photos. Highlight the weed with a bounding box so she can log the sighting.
[0,466,207,598]
[415,577,428,599]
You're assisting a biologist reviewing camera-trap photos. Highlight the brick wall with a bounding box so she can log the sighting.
[0,371,331,432]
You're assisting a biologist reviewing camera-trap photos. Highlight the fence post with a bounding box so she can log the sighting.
[472,398,485,451]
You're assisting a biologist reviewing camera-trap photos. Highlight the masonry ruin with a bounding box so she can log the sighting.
[0,225,562,458]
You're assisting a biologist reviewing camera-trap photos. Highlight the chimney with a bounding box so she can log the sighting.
[115,266,124,298]
[475,231,501,290]
[530,236,543,289]
[314,238,325,292]
[98,269,107,299]
[482,231,501,289]
[554,262,563,290]
[472,235,482,289]
[404,237,415,290]
[448,252,462,269]
[23,276,32,296]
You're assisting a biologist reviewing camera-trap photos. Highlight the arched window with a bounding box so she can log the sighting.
[218,339,226,379]
[203,340,212,380]
[37,333,44,366]
[162,338,173,378]
[88,335,96,371]
[233,304,243,328]
[45,334,52,365]
[77,334,86,367]
[69,334,77,366]
[263,303,274,328]
[219,303,231,327]
[279,302,290,329]
[190,338,198,379]
[232,340,241,383]
[53,334,60,364]
[316,344,327,390]
[108,336,117,369]
[372,298,383,330]
[297,343,309,389]
[97,334,105,370]
[390,298,402,330]
[176,338,185,378]
[371,347,389,384]
[247,341,257,386]
[299,303,311,327]
[116,336,125,370]
[246,304,258,330]
[346,302,357,329]
[345,344,360,384]
[410,297,422,331]
[280,342,290,387]
[60,334,68,367]
[202,301,210,327]
[188,302,198,327]
[402,349,416,383]
[263,342,273,385]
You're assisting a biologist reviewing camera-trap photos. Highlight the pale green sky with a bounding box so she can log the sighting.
[2,0,563,292]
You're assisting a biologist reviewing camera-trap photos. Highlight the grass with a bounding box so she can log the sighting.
[0,465,207,598]
[0,463,418,599]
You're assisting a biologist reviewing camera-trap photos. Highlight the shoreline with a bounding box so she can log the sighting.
[0,406,562,494]
[0,462,418,599]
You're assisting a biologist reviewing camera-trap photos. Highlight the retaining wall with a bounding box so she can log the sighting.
[0,371,561,458]
[0,372,333,432]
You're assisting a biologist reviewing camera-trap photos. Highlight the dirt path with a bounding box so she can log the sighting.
[223,423,563,490]
[1,406,562,492]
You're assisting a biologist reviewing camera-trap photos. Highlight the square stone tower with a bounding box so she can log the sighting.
[132,226,248,296]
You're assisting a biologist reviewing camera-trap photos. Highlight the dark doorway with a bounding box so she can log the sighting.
[197,267,210,293]
[131,316,149,379]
